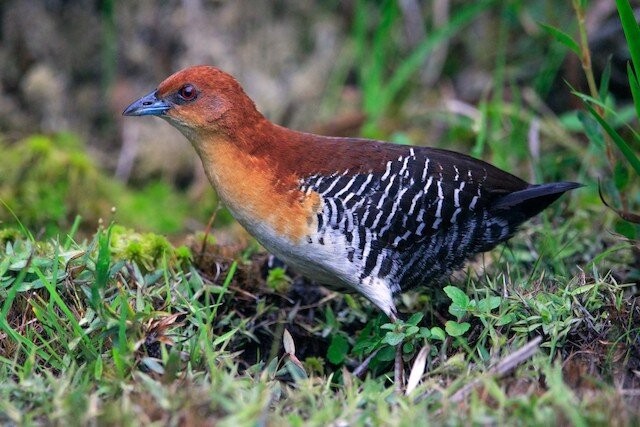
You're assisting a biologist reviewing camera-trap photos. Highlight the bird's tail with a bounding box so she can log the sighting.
[492,181,582,219]
[477,181,582,252]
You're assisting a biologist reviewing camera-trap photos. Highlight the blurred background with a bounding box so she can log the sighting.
[0,0,636,242]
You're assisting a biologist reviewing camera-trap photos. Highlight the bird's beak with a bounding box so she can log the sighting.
[122,90,171,116]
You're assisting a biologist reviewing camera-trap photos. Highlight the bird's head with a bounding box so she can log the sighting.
[123,66,263,141]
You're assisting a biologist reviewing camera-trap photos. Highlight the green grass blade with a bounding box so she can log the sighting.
[627,63,640,121]
[63,215,82,250]
[0,253,63,367]
[93,225,112,311]
[615,0,640,74]
[366,0,398,116]
[379,0,494,121]
[208,260,237,325]
[585,102,640,175]
[118,294,129,356]
[35,265,98,359]
[539,22,580,55]
[0,198,35,242]
[598,58,612,102]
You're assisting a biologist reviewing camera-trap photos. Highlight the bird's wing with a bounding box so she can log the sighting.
[302,147,525,251]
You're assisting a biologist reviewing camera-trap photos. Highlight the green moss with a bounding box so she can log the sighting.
[0,132,223,236]
[174,245,193,267]
[0,227,23,246]
[109,224,182,271]
[0,134,112,234]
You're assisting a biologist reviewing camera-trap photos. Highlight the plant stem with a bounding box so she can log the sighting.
[572,0,616,169]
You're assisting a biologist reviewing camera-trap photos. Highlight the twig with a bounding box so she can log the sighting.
[571,0,616,169]
[352,348,381,379]
[198,203,222,260]
[448,336,542,403]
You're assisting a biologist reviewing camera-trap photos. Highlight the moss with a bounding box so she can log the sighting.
[0,134,112,234]
[0,132,223,236]
[0,227,23,246]
[109,224,184,272]
[174,245,193,268]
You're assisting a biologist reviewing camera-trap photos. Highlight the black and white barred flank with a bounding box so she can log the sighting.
[300,147,579,296]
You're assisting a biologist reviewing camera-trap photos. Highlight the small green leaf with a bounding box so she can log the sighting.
[327,334,349,365]
[599,58,612,101]
[614,219,638,240]
[380,323,396,330]
[539,22,580,55]
[477,296,502,313]
[405,325,420,336]
[377,345,397,362]
[265,356,279,376]
[449,304,466,320]
[418,327,432,339]
[324,306,337,327]
[443,286,470,307]
[445,321,471,337]
[93,357,103,380]
[266,267,290,292]
[496,313,515,326]
[406,312,424,326]
[430,327,446,341]
[212,327,239,347]
[383,331,405,346]
[284,360,308,382]
[570,284,595,296]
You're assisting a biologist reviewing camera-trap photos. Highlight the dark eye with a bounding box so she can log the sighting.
[178,84,197,101]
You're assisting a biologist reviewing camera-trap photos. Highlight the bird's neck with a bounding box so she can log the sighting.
[190,119,321,244]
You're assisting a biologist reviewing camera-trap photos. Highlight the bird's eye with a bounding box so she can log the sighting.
[178,84,197,101]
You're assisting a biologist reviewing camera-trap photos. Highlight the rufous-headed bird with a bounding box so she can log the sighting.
[124,66,580,385]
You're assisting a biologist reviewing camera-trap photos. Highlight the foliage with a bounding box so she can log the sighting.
[265,267,292,292]
[542,0,640,240]
[347,0,494,139]
[0,217,638,425]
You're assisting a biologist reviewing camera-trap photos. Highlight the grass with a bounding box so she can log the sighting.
[0,207,638,425]
[1,0,640,425]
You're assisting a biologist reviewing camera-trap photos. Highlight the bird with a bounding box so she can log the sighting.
[123,65,580,383]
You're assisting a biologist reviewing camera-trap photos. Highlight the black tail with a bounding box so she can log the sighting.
[474,181,581,253]
[492,181,582,220]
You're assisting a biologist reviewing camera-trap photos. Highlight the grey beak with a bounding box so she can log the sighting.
[122,90,171,116]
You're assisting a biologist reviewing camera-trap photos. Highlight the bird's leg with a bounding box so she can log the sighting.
[395,344,404,393]
[389,312,404,393]
[351,312,405,392]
